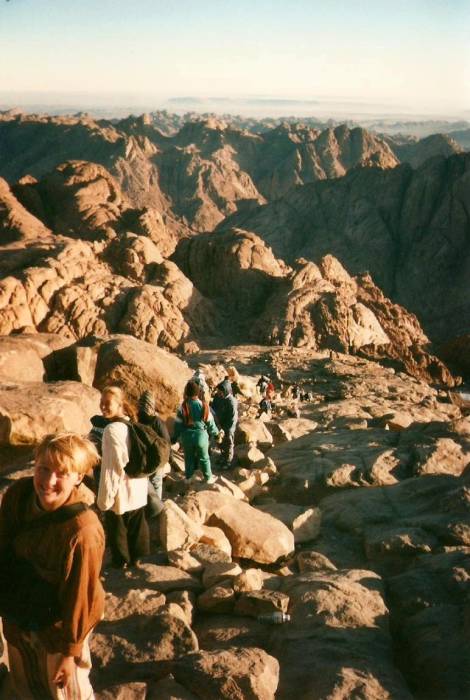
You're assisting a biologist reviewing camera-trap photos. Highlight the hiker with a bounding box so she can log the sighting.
[211,379,238,470]
[88,413,112,492]
[292,384,301,400]
[265,378,276,401]
[138,389,170,506]
[0,432,105,698]
[257,375,269,396]
[226,366,242,397]
[97,386,150,569]
[191,367,209,400]
[173,380,219,483]
[258,397,272,418]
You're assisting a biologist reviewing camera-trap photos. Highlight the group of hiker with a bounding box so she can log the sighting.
[0,363,259,698]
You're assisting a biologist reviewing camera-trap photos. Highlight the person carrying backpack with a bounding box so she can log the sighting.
[0,432,105,698]
[211,379,238,470]
[96,386,150,569]
[138,390,170,511]
[173,380,219,483]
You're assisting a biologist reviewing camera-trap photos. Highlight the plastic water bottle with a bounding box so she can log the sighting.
[257,612,291,624]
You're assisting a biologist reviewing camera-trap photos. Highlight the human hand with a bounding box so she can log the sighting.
[53,655,76,690]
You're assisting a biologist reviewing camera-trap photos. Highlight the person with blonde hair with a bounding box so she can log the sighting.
[97,385,150,569]
[0,432,105,699]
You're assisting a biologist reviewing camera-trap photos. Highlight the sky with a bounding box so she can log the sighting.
[0,0,469,117]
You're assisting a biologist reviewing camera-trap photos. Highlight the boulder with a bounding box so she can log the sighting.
[170,647,280,700]
[257,503,322,543]
[234,444,266,467]
[202,562,243,589]
[233,568,265,593]
[197,582,236,614]
[0,336,45,382]
[182,491,295,564]
[234,590,290,618]
[94,335,191,418]
[92,610,199,684]
[296,551,337,573]
[235,420,273,450]
[0,381,100,445]
[165,591,196,627]
[199,524,232,557]
[160,501,203,552]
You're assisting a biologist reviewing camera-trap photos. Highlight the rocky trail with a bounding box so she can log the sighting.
[0,338,468,699]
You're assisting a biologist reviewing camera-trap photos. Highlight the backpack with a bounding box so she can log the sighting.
[0,485,89,631]
[114,419,170,478]
[181,400,209,427]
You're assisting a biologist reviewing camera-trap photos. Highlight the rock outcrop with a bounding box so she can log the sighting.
[217,153,470,346]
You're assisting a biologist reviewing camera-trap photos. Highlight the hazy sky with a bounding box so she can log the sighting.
[0,0,468,114]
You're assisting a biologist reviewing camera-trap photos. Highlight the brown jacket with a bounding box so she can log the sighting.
[0,477,105,656]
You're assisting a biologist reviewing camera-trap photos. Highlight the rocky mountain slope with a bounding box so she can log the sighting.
[0,112,403,232]
[218,153,470,345]
[0,156,459,387]
[0,340,468,699]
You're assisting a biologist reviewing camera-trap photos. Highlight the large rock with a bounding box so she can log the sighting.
[256,503,321,543]
[170,647,280,700]
[0,336,45,382]
[94,335,191,418]
[92,609,199,686]
[160,500,203,552]
[182,491,294,564]
[0,381,100,445]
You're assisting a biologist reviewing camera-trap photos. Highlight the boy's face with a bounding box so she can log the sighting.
[33,458,81,511]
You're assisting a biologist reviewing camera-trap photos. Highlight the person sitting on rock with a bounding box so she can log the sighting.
[211,379,238,470]
[173,380,219,484]
[137,389,170,513]
[97,386,150,569]
[0,432,105,698]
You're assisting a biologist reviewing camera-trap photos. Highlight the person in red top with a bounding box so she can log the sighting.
[0,432,105,699]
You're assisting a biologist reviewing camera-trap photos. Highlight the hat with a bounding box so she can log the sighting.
[138,390,155,415]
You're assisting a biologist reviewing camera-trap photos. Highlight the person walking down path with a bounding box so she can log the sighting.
[173,380,219,483]
[0,432,105,699]
[97,386,150,569]
[138,390,170,513]
[211,379,238,470]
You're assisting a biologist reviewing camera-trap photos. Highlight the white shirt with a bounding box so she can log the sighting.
[97,421,148,515]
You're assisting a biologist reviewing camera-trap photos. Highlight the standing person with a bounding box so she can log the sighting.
[97,386,149,569]
[138,389,170,503]
[257,375,269,396]
[191,367,209,400]
[211,379,238,470]
[173,380,219,484]
[226,366,242,397]
[0,432,105,699]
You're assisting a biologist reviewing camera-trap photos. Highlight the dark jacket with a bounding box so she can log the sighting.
[211,381,238,432]
[137,411,171,443]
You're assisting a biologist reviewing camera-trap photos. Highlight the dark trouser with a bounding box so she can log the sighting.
[105,507,150,566]
[220,427,235,465]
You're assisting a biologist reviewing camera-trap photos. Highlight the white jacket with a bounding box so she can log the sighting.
[97,421,148,514]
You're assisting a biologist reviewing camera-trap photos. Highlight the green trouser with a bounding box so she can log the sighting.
[182,428,213,480]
